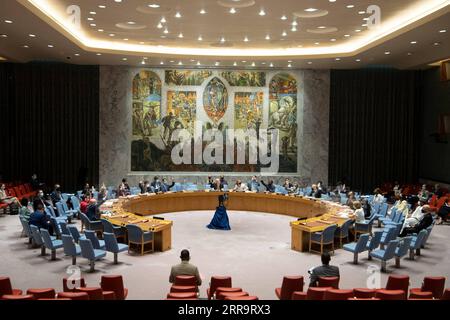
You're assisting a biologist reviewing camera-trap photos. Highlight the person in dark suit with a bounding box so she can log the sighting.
[161,178,175,193]
[261,179,275,193]
[310,184,323,198]
[399,210,434,237]
[29,203,53,234]
[151,176,162,193]
[308,252,340,287]
[86,199,99,221]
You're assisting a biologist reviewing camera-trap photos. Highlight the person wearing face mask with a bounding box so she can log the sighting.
[151,176,162,193]
[33,190,46,209]
[247,176,260,192]
[29,202,53,235]
[50,184,62,204]
[261,179,275,193]
[160,178,175,193]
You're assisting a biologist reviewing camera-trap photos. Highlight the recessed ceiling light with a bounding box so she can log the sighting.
[251,62,256,67]
[144,57,148,60]
[175,12,181,18]
[164,28,169,34]
[259,9,266,16]
[122,58,127,61]
[98,5,106,9]
[346,5,355,9]
[98,29,104,32]
[197,61,201,66]
[281,15,287,20]
[23,45,29,48]
[361,24,367,27]
[305,8,318,12]
[242,60,247,63]
[148,4,160,8]
[318,26,326,29]
[291,26,297,32]
[358,11,366,14]
[410,41,417,44]
[177,61,182,65]
[0,34,8,38]
[407,52,413,56]
[198,35,203,41]
[335,58,341,61]
[123,38,129,41]
[160,35,166,38]
[355,58,361,62]
[344,34,350,37]
[261,62,266,65]
[215,62,220,66]
[282,31,287,37]
[434,42,440,46]
[330,38,336,42]
[384,51,390,55]
[140,41,145,44]
[220,37,226,43]
[89,11,96,15]
[29,34,36,37]
[233,62,237,66]
[87,17,94,21]
[127,21,136,25]
[329,0,336,2]
[362,17,369,21]
[96,53,102,56]
[355,29,361,32]
[48,44,54,48]
[141,60,146,65]
[178,33,183,38]
[292,21,298,26]
[229,8,236,14]
[160,17,166,23]
[4,20,13,24]
[114,0,122,2]
[109,33,115,37]
[270,63,274,67]
[160,61,164,65]
[307,61,312,64]
[200,9,206,14]
[314,42,320,45]
[244,36,249,42]
[439,29,447,33]
[288,63,292,68]
[74,53,80,56]
[90,23,96,27]
[265,35,271,40]
[157,23,163,29]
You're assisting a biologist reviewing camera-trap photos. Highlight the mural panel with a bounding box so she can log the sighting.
[203,77,228,123]
[221,71,266,87]
[166,91,197,135]
[269,73,298,173]
[234,92,263,130]
[165,70,212,86]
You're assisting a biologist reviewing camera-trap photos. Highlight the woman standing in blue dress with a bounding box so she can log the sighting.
[207,195,231,230]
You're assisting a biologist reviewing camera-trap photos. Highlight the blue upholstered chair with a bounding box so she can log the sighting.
[84,230,106,250]
[62,234,81,265]
[70,196,82,213]
[104,232,129,264]
[343,233,370,264]
[366,231,383,260]
[50,217,62,239]
[126,224,154,255]
[40,228,64,261]
[379,208,397,225]
[395,237,412,268]
[79,239,106,272]
[67,225,86,243]
[335,219,354,248]
[20,218,33,245]
[59,221,70,236]
[375,203,389,226]
[30,225,46,256]
[45,206,66,223]
[370,239,399,272]
[409,230,428,260]
[355,214,377,238]
[101,218,126,240]
[309,224,338,254]
[380,227,398,249]
[79,212,103,233]
[55,202,74,221]
[421,225,434,249]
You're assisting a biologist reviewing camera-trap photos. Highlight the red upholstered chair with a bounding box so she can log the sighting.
[225,295,259,300]
[171,275,198,294]
[323,289,354,300]
[291,291,307,300]
[220,291,249,300]
[410,277,446,299]
[100,275,128,300]
[216,288,243,300]
[409,291,433,299]
[318,276,339,289]
[348,298,380,300]
[305,287,333,300]
[353,288,377,299]
[375,289,405,300]
[63,277,86,292]
[76,287,105,300]
[26,288,56,299]
[0,277,23,297]
[207,276,232,300]
[57,292,90,300]
[441,289,450,300]
[2,294,34,300]
[275,276,304,300]
[385,275,409,299]
[167,292,198,299]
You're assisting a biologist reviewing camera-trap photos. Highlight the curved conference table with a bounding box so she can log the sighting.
[100,191,353,253]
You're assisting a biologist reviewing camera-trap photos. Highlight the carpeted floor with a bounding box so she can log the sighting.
[1,211,449,299]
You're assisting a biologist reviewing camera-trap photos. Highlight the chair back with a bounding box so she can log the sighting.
[422,277,446,299]
[84,230,102,249]
[381,227,397,245]
[375,289,405,300]
[79,239,95,260]
[55,202,65,217]
[0,277,14,295]
[279,276,304,300]
[411,230,428,249]
[71,196,81,210]
[389,210,398,222]
[338,219,353,237]
[20,218,32,238]
[386,274,410,293]
[306,287,331,300]
[174,275,197,287]
[76,287,104,300]
[67,225,82,243]
[379,203,388,218]
[323,289,353,300]
[384,240,400,260]
[394,212,403,223]
[126,224,144,243]
[104,232,119,252]
[101,219,115,233]
[45,206,56,218]
[355,233,370,253]
[40,229,55,249]
[30,225,44,246]
[322,224,338,243]
[59,221,70,236]
[318,276,339,289]
[50,217,62,238]
[395,237,412,257]
[62,235,77,256]
[210,276,232,297]
[101,275,127,300]
[79,213,91,228]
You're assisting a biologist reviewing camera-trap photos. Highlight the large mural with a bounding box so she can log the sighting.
[131,70,299,173]
[269,73,298,172]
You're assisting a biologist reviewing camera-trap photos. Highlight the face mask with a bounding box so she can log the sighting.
[38,193,44,197]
